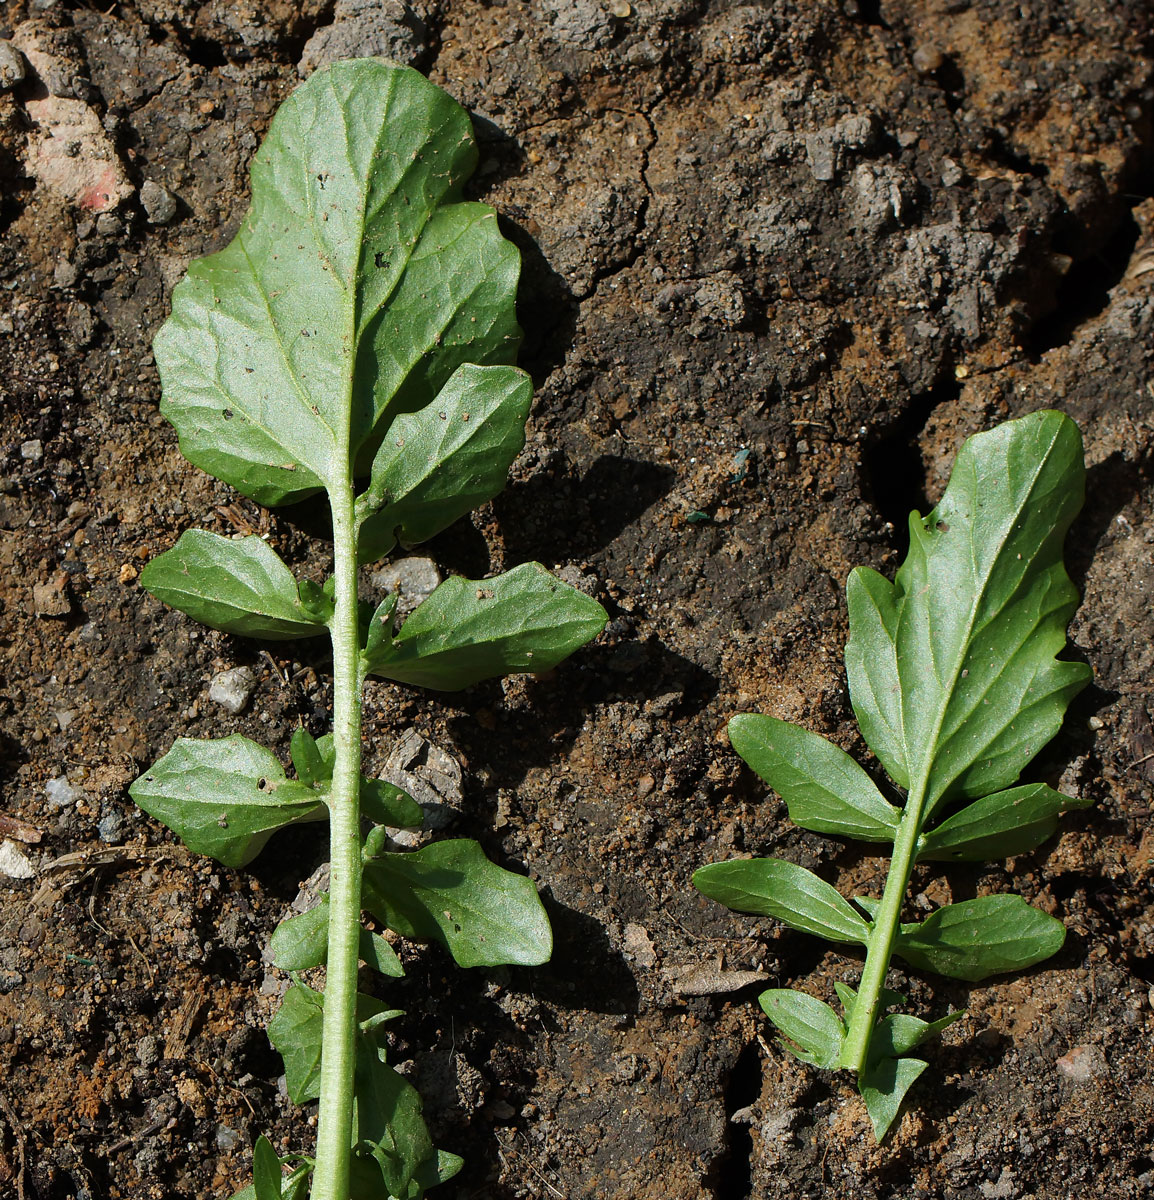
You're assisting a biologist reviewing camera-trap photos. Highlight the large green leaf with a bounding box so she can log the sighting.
[919,782,1091,861]
[845,410,1090,813]
[728,714,900,841]
[362,838,552,967]
[129,735,326,867]
[362,562,607,689]
[692,859,872,946]
[141,530,330,639]
[353,1046,441,1200]
[153,60,520,505]
[893,895,1067,982]
[358,363,532,562]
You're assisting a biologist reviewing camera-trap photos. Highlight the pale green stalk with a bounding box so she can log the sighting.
[311,469,365,1200]
[840,770,929,1073]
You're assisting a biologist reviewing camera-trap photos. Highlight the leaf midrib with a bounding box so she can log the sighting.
[900,422,1063,809]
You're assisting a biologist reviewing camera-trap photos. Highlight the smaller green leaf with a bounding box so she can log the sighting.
[130,736,327,867]
[919,783,1091,862]
[358,364,533,563]
[894,895,1067,982]
[360,928,405,978]
[362,562,607,690]
[870,1011,965,1058]
[859,1055,927,1141]
[728,714,900,841]
[363,592,399,662]
[363,838,552,967]
[252,1136,284,1200]
[229,1161,311,1200]
[141,531,329,640]
[834,981,906,1021]
[758,988,845,1068]
[290,728,328,788]
[416,1150,465,1189]
[362,777,423,828]
[271,903,329,971]
[271,898,404,977]
[692,859,872,946]
[267,982,324,1104]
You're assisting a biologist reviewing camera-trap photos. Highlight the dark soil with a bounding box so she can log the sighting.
[2,0,1153,1197]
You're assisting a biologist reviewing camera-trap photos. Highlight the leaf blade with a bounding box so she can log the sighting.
[693,858,872,946]
[141,531,328,640]
[362,562,607,690]
[894,895,1067,982]
[154,61,519,504]
[758,988,845,1068]
[129,735,326,867]
[919,783,1091,862]
[845,410,1090,813]
[363,838,553,967]
[728,713,900,841]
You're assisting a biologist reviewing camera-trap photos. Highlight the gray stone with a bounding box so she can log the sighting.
[45,775,79,808]
[370,556,441,618]
[298,0,428,74]
[20,438,42,461]
[140,179,177,225]
[209,665,257,714]
[0,41,26,90]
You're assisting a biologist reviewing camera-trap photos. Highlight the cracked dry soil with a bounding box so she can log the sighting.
[1,0,1154,1197]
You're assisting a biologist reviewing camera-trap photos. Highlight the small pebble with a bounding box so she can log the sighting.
[53,260,79,289]
[0,41,25,91]
[97,812,124,844]
[0,841,34,880]
[1055,1043,1109,1083]
[45,775,79,808]
[140,179,178,225]
[370,556,441,617]
[215,1125,240,1151]
[209,666,257,714]
[20,439,42,461]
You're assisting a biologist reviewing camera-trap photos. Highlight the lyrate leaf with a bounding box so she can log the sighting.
[758,988,845,1068]
[362,562,607,690]
[271,902,330,971]
[845,410,1091,815]
[919,782,1091,861]
[362,838,552,967]
[893,895,1067,982]
[353,1044,442,1200]
[358,364,533,563]
[859,1055,927,1141]
[728,713,900,841]
[141,531,331,640]
[153,60,521,506]
[692,858,872,946]
[129,735,326,867]
[268,982,325,1104]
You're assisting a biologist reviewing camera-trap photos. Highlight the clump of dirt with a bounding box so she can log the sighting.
[1,1,1153,1197]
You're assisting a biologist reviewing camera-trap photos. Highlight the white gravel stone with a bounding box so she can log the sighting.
[209,666,257,714]
[0,840,34,879]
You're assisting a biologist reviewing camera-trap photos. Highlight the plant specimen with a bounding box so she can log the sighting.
[129,60,607,1199]
[694,410,1091,1139]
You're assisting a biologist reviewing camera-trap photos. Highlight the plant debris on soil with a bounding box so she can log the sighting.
[1,1,1153,1198]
